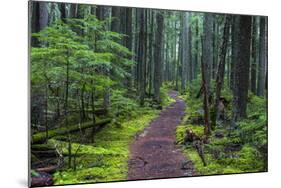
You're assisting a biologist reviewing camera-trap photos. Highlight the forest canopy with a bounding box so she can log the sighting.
[30,1,268,187]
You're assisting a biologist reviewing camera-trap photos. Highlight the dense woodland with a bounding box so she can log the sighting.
[30,2,268,186]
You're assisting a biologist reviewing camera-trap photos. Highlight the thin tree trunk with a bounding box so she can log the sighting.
[45,85,48,142]
[138,9,146,106]
[64,51,72,168]
[201,36,211,135]
[250,17,258,94]
[91,86,96,143]
[257,17,266,97]
[213,16,231,127]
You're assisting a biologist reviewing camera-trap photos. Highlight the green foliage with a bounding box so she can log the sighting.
[234,145,264,171]
[53,108,159,185]
[176,82,267,175]
[189,125,205,137]
[160,85,176,107]
[110,89,138,120]
[176,125,187,144]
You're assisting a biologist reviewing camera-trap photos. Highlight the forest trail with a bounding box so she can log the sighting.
[128,91,197,180]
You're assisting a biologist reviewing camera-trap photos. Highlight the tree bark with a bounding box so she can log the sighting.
[257,17,266,97]
[202,14,214,94]
[154,12,164,104]
[139,9,146,106]
[233,16,252,120]
[181,12,189,92]
[214,16,231,126]
[250,17,258,94]
[201,36,211,135]
[39,2,49,31]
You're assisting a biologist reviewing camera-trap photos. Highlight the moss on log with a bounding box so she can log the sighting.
[32,143,56,151]
[32,118,111,144]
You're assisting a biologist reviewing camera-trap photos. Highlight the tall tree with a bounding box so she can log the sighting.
[138,9,146,106]
[148,10,155,95]
[39,2,49,31]
[257,17,266,97]
[214,16,231,126]
[230,16,238,91]
[188,19,193,82]
[154,12,164,104]
[180,12,189,92]
[232,15,252,120]
[202,13,214,94]
[201,13,214,135]
[95,6,111,109]
[250,17,258,94]
[111,7,121,33]
[193,17,200,80]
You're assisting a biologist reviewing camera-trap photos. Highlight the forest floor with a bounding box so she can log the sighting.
[128,90,197,180]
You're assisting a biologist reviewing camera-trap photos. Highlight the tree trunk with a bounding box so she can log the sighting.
[148,10,154,96]
[39,2,49,31]
[201,36,211,135]
[154,12,164,104]
[194,18,199,80]
[91,87,96,143]
[181,12,189,92]
[233,16,252,120]
[202,14,214,94]
[111,7,121,33]
[214,16,231,126]
[64,51,71,168]
[250,17,258,94]
[230,16,238,92]
[188,21,192,82]
[138,9,146,106]
[45,85,48,142]
[257,17,266,97]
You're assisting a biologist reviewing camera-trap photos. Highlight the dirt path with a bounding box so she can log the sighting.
[128,90,196,180]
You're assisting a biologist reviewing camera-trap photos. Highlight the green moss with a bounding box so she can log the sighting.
[160,86,176,108]
[176,82,267,176]
[188,125,205,137]
[234,145,264,171]
[176,125,187,144]
[53,109,159,185]
[32,118,111,143]
[182,146,244,175]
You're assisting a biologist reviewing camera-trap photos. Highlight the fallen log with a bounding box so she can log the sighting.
[32,118,111,144]
[31,150,57,158]
[68,108,108,116]
[32,143,55,151]
[36,165,59,174]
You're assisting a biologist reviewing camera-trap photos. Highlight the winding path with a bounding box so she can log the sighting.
[128,91,196,180]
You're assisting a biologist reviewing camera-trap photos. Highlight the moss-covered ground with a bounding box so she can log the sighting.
[51,110,158,184]
[47,86,175,185]
[175,79,267,175]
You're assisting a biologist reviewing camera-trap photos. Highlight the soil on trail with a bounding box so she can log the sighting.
[128,90,197,180]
